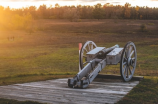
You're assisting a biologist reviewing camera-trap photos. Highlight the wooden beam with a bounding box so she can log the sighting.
[97,74,144,81]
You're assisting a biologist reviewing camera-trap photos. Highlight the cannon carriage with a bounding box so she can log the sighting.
[68,41,137,88]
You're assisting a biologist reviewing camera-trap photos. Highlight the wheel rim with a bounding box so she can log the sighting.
[80,41,97,69]
[120,42,137,81]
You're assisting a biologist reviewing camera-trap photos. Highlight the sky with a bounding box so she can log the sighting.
[0,0,158,9]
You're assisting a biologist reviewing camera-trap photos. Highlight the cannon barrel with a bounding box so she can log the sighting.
[102,44,119,54]
[98,44,119,58]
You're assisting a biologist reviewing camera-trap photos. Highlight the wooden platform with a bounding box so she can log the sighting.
[97,74,144,81]
[0,78,139,104]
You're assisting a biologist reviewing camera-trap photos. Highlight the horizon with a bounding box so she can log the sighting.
[0,0,158,9]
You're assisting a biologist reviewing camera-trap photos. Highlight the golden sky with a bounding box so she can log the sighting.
[0,0,158,8]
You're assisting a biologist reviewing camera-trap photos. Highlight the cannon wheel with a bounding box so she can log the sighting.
[80,41,97,69]
[120,41,137,82]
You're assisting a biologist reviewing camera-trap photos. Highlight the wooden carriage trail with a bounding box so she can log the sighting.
[0,76,142,104]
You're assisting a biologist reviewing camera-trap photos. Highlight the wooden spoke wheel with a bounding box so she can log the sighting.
[120,42,137,82]
[79,41,97,69]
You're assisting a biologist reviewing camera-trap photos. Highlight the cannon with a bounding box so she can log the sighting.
[68,41,137,88]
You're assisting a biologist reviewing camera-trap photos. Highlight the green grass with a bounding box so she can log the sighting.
[0,19,158,103]
[0,98,44,104]
[0,46,78,78]
[117,76,158,104]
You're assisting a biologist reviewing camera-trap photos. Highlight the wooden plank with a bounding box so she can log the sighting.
[14,84,133,92]
[97,74,144,81]
[0,87,127,100]
[14,78,139,88]
[0,88,122,104]
[0,86,126,97]
[1,87,128,96]
[0,92,121,104]
[0,78,139,104]
[0,85,125,97]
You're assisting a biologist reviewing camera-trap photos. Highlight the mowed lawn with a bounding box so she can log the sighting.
[0,19,158,103]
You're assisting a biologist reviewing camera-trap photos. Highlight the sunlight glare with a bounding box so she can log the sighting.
[0,0,158,9]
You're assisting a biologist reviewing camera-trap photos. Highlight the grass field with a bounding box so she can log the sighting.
[0,19,158,103]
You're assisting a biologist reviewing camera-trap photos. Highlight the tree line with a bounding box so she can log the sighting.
[1,3,158,22]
